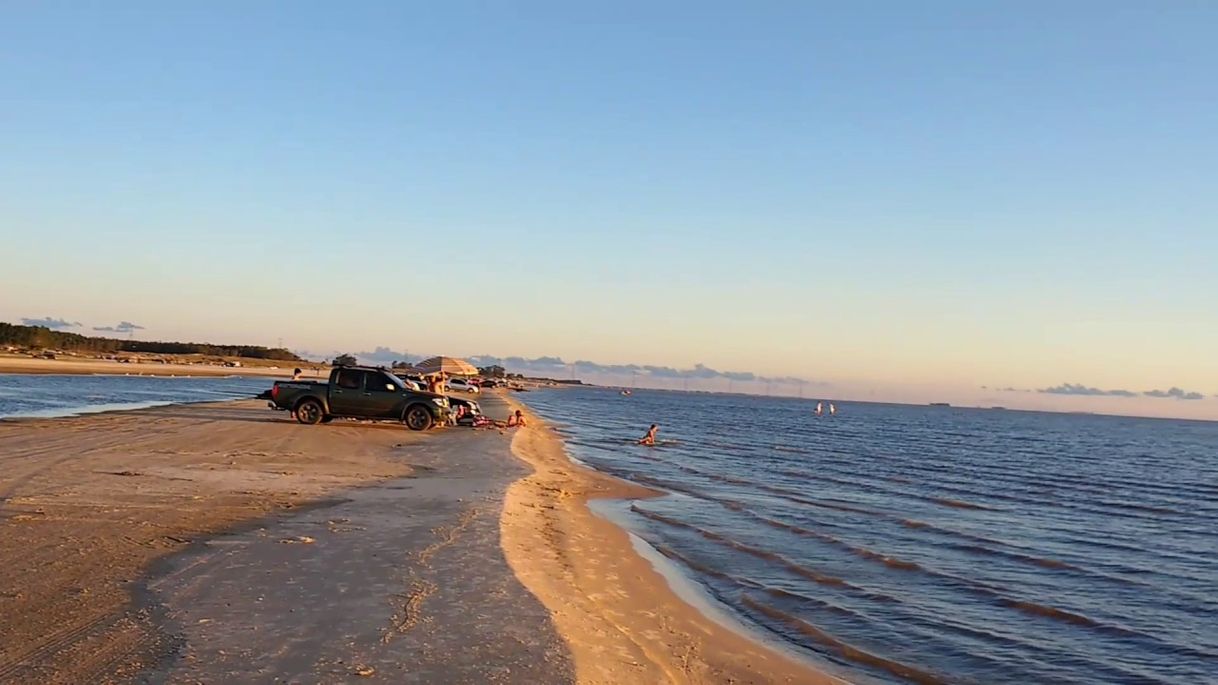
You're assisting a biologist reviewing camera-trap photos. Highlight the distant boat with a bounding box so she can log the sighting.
[929,402,951,407]
[815,402,823,416]
[621,390,632,396]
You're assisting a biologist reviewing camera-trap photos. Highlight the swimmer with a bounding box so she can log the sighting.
[638,424,659,446]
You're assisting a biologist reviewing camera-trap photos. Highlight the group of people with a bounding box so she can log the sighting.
[467,409,526,429]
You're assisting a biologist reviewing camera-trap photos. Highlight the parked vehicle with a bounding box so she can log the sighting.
[447,378,480,394]
[446,395,483,425]
[269,366,450,430]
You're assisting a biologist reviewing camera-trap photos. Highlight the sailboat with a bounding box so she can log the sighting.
[829,403,837,416]
[815,402,824,417]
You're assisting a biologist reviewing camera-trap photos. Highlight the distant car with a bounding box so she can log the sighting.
[446,395,482,425]
[447,378,480,394]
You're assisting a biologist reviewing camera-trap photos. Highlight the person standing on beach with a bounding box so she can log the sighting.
[639,424,659,446]
[287,368,304,420]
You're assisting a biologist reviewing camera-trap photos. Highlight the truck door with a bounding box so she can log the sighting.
[329,368,365,415]
[362,371,404,418]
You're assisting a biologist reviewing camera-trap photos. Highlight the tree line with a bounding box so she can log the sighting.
[0,322,303,361]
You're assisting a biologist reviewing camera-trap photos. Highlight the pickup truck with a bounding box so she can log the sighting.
[269,366,450,430]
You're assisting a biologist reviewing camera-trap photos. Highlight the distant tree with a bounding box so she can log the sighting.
[391,360,413,369]
[332,353,358,367]
[0,322,300,360]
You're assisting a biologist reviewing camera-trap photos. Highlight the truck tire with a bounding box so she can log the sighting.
[403,404,434,431]
[296,399,324,425]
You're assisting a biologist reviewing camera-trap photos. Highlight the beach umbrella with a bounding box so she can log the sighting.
[414,356,479,376]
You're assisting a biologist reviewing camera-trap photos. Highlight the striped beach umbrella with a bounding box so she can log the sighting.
[414,356,479,376]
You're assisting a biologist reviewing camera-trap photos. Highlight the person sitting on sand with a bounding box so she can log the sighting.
[506,410,526,428]
[639,424,659,446]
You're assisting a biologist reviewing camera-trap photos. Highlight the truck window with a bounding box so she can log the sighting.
[365,371,399,393]
[336,369,362,389]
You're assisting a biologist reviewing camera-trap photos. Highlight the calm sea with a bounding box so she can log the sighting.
[524,386,1218,684]
[0,374,272,419]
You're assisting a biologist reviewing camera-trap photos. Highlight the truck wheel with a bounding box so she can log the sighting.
[296,399,324,425]
[404,405,434,431]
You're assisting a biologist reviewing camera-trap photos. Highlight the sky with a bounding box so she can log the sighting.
[2,2,1216,419]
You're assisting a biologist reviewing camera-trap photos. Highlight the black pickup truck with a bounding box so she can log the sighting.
[269,366,450,430]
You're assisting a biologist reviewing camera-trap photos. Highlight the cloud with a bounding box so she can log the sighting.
[1040,382,1205,401]
[466,354,826,386]
[353,347,418,365]
[1039,383,1137,397]
[22,317,81,329]
[93,321,145,333]
[1142,387,1205,401]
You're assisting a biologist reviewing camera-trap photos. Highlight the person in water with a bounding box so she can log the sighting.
[639,424,659,446]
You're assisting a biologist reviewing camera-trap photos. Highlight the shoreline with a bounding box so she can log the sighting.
[499,394,846,684]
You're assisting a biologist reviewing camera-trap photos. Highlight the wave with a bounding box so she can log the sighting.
[757,586,871,622]
[742,595,949,685]
[999,599,1099,627]
[898,519,1083,572]
[740,509,923,572]
[651,542,752,586]
[657,461,895,519]
[931,497,995,511]
[631,506,856,589]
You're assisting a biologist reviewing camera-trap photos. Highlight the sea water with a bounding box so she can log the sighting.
[0,374,273,419]
[524,387,1218,684]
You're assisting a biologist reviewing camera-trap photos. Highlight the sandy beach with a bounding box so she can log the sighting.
[0,387,839,683]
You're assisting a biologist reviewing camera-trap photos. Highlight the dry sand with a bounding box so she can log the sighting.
[499,397,845,685]
[0,400,416,683]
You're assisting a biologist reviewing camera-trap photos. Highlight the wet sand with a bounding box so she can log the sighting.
[142,393,571,683]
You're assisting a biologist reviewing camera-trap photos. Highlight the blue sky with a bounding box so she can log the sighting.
[2,2,1216,417]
